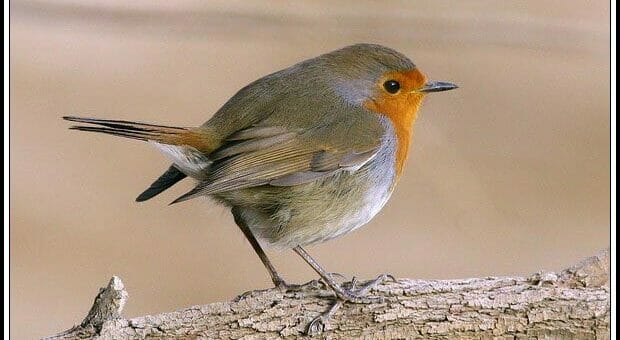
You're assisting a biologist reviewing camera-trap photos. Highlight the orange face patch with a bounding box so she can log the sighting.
[364,68,428,177]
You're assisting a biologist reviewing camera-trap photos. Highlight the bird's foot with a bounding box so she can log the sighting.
[305,274,396,335]
[332,273,396,303]
[327,272,348,282]
[272,272,346,293]
[234,277,322,301]
[274,278,325,292]
[235,280,325,301]
[306,299,344,336]
[349,273,396,295]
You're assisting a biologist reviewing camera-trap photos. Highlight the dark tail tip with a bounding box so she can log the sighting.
[135,166,187,203]
[63,116,89,123]
[168,197,185,205]
[168,191,196,205]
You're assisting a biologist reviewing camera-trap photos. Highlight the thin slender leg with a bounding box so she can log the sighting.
[293,246,384,304]
[231,208,287,287]
[232,208,323,292]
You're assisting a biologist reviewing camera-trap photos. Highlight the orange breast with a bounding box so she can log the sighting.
[364,69,427,177]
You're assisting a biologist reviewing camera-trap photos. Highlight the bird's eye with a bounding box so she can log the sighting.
[383,80,400,94]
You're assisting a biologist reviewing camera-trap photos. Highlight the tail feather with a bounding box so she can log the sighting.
[68,125,153,141]
[63,116,189,143]
[63,116,186,130]
[64,116,213,203]
[136,165,187,202]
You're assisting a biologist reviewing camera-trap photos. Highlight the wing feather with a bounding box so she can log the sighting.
[172,108,385,203]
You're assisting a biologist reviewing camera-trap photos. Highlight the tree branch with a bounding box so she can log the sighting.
[46,249,610,339]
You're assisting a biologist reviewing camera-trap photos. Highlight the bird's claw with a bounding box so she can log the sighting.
[328,272,348,281]
[338,273,395,301]
[235,277,328,302]
[275,278,326,292]
[306,300,343,336]
[304,274,395,335]
[334,288,383,304]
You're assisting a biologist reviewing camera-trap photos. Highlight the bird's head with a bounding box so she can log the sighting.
[316,43,458,174]
[316,43,457,108]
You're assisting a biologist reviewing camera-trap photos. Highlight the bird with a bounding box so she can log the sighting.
[64,43,457,306]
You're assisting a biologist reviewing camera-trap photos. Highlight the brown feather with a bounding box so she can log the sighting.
[63,116,212,152]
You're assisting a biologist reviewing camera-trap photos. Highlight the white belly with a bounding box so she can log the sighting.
[321,179,394,241]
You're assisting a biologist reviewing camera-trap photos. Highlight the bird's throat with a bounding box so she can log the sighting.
[365,95,424,178]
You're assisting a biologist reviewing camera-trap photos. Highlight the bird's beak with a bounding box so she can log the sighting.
[414,81,458,93]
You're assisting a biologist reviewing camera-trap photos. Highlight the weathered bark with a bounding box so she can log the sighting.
[46,249,610,339]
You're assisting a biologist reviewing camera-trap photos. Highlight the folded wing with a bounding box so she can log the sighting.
[172,111,385,203]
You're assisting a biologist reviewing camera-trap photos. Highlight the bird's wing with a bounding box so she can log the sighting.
[172,109,385,203]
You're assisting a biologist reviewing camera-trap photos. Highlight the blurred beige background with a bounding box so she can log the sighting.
[10,1,609,338]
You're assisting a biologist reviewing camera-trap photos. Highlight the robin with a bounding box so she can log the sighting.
[64,43,457,306]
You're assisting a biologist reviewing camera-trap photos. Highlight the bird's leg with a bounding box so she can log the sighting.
[293,246,384,304]
[232,209,321,291]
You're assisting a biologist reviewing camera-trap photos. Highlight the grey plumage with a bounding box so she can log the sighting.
[65,43,418,247]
